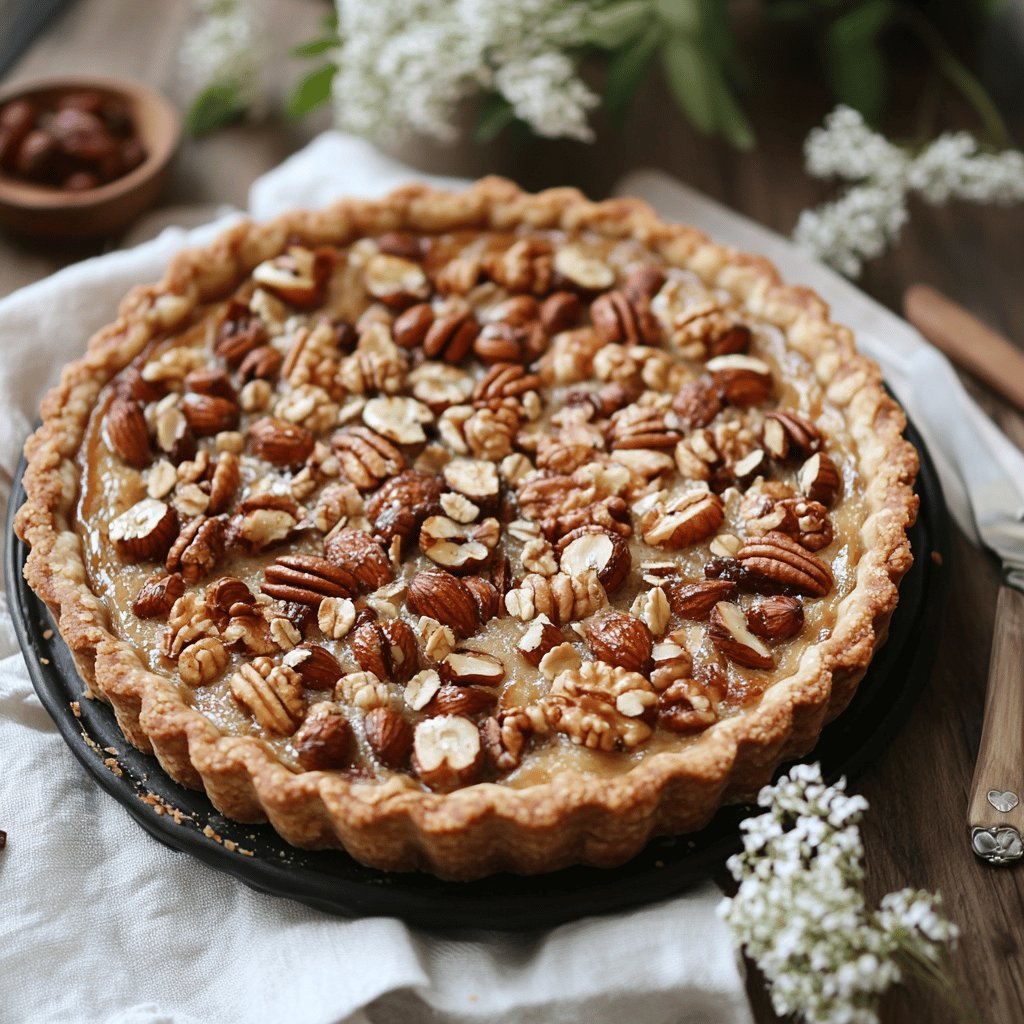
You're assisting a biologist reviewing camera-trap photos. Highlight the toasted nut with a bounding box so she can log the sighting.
[205,576,255,618]
[132,572,185,619]
[709,601,774,669]
[639,489,724,549]
[293,704,354,770]
[283,642,343,689]
[537,642,582,681]
[364,253,430,306]
[411,715,482,791]
[518,615,563,667]
[665,578,737,620]
[376,231,425,260]
[406,570,480,638]
[392,303,434,348]
[763,410,822,461]
[105,397,151,468]
[364,706,414,767]
[554,245,614,290]
[362,395,434,445]
[505,570,607,625]
[585,612,653,672]
[238,344,283,383]
[364,468,443,545]
[590,290,659,346]
[178,636,230,686]
[440,650,505,687]
[427,684,497,718]
[442,458,500,509]
[332,426,406,492]
[556,527,632,593]
[110,499,178,562]
[423,310,479,363]
[737,531,833,597]
[351,619,420,684]
[408,361,474,412]
[489,294,540,326]
[462,576,500,624]
[324,528,393,591]
[184,367,236,401]
[706,354,773,407]
[659,677,719,733]
[417,617,457,662]
[317,596,357,640]
[798,452,841,507]
[404,669,442,711]
[248,416,315,467]
[215,299,268,363]
[733,448,768,486]
[335,669,392,711]
[623,264,667,303]
[419,515,500,573]
[650,641,694,692]
[180,393,240,437]
[747,595,804,640]
[482,237,553,294]
[252,246,332,307]
[539,291,582,333]
[629,586,671,637]
[230,657,306,734]
[672,376,723,431]
[262,554,358,606]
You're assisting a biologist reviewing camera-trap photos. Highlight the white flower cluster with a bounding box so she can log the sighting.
[794,105,1024,277]
[719,763,959,1024]
[179,0,266,114]
[331,0,598,142]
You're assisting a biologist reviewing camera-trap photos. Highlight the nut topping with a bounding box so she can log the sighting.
[556,527,631,593]
[427,685,497,718]
[362,395,434,445]
[518,615,563,667]
[364,706,415,767]
[252,246,331,308]
[351,619,419,684]
[365,468,443,545]
[248,416,315,467]
[440,650,505,687]
[747,595,805,641]
[293,704,354,770]
[332,426,406,492]
[132,572,185,619]
[364,252,430,307]
[463,576,500,624]
[230,657,305,735]
[283,642,343,689]
[404,669,442,711]
[407,570,481,638]
[110,499,178,562]
[638,489,724,549]
[665,578,737,620]
[590,290,659,345]
[505,569,607,625]
[411,715,483,791]
[798,452,841,507]
[737,531,834,597]
[443,458,500,510]
[423,310,479,364]
[706,354,773,407]
[763,411,822,461]
[324,529,393,591]
[181,393,240,437]
[178,636,230,687]
[708,601,774,669]
[105,397,151,468]
[318,596,357,640]
[393,303,434,349]
[419,515,500,573]
[585,611,653,672]
[553,245,614,290]
[262,554,357,606]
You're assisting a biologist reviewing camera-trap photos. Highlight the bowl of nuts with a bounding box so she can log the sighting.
[0,76,180,241]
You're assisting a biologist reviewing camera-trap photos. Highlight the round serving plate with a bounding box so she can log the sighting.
[6,418,949,932]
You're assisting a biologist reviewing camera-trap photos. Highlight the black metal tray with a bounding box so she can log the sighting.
[6,418,949,931]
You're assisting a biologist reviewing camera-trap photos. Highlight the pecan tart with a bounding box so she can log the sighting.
[16,179,917,879]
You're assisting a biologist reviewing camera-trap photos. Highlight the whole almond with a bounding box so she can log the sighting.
[585,611,653,673]
[426,684,497,718]
[105,397,151,468]
[364,706,414,767]
[518,616,563,667]
[184,367,237,401]
[284,642,344,690]
[665,578,737,620]
[293,706,353,770]
[182,393,240,437]
[406,570,479,639]
[248,416,315,467]
[746,595,804,641]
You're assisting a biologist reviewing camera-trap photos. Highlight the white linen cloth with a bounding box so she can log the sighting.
[0,135,753,1024]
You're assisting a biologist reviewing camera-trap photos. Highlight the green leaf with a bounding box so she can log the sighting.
[828,0,893,45]
[290,37,337,58]
[824,0,893,122]
[660,33,717,134]
[706,67,755,149]
[585,0,653,49]
[654,0,700,33]
[286,64,336,119]
[474,93,517,143]
[603,24,660,127]
[185,82,247,138]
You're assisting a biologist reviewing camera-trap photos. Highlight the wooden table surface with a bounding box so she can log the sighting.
[3,2,1024,1022]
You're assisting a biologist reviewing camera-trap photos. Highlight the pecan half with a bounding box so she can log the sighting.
[763,410,822,461]
[262,554,358,606]
[105,397,151,468]
[406,570,480,639]
[737,532,833,597]
[482,237,553,295]
[110,499,178,562]
[473,363,541,405]
[586,611,653,672]
[473,320,547,365]
[590,290,659,345]
[215,299,268,364]
[671,376,723,430]
[608,405,681,450]
[332,426,406,492]
[540,291,582,334]
[392,303,434,349]
[423,310,479,363]
[238,344,283,383]
[230,657,305,734]
[293,704,354,770]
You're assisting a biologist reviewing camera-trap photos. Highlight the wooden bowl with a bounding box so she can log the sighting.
[0,76,180,241]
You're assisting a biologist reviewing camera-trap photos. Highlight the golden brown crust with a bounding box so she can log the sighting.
[15,177,918,878]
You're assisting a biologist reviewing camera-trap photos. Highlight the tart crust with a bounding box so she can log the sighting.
[15,178,918,879]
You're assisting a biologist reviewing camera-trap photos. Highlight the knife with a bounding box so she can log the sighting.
[909,342,1024,864]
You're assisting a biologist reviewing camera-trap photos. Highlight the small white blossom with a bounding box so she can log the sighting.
[330,0,597,143]
[720,763,960,1024]
[795,105,1024,276]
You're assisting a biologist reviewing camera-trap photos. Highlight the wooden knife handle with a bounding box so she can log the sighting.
[904,284,1024,414]
[968,584,1024,864]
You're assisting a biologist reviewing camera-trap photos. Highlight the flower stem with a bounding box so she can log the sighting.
[896,944,987,1024]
